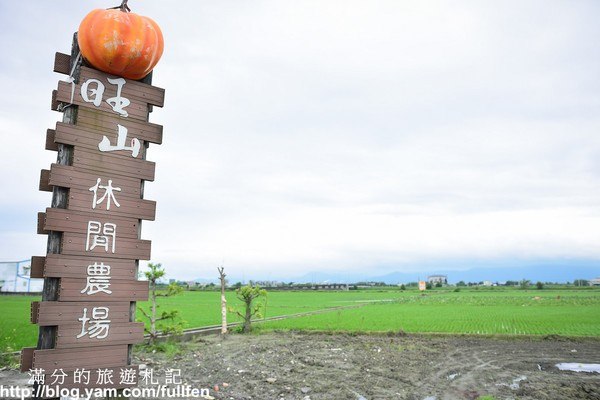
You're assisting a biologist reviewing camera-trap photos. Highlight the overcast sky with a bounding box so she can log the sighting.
[1,1,599,281]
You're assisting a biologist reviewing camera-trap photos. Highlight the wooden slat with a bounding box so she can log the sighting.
[53,79,149,121]
[20,348,34,372]
[55,67,164,121]
[58,278,148,302]
[45,129,59,151]
[43,254,137,279]
[54,122,147,156]
[31,301,40,324]
[69,188,156,221]
[36,301,131,326]
[53,54,164,107]
[76,107,163,145]
[30,256,45,278]
[37,212,49,234]
[43,208,140,240]
[56,322,144,348]
[61,233,151,260]
[39,169,52,192]
[72,147,155,181]
[33,345,128,371]
[79,66,165,107]
[48,164,143,200]
[53,52,71,75]
[51,89,59,111]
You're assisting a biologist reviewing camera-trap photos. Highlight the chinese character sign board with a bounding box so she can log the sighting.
[21,48,165,391]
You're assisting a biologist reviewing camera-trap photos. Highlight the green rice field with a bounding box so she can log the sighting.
[260,290,600,336]
[2,287,600,351]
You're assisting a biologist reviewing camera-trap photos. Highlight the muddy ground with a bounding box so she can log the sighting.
[2,332,599,399]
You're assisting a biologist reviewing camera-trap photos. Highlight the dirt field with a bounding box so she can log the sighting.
[141,332,599,400]
[1,332,599,399]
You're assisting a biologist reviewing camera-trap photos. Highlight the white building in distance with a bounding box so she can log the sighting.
[427,275,448,285]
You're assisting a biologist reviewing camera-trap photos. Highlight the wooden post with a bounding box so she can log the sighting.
[33,33,81,400]
[218,266,227,334]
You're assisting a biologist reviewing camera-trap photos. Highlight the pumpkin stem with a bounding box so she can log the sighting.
[109,0,130,12]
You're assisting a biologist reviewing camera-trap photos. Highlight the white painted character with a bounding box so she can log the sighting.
[86,221,117,253]
[98,124,141,158]
[81,262,112,295]
[105,77,130,117]
[80,77,131,117]
[77,307,111,339]
[89,178,122,210]
[80,79,105,107]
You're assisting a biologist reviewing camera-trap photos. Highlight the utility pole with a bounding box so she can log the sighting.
[218,265,227,334]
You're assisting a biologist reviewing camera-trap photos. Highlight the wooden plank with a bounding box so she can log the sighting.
[31,301,40,324]
[30,256,45,278]
[38,212,49,234]
[54,54,164,107]
[58,278,148,302]
[35,301,131,326]
[61,233,151,260]
[43,208,140,240]
[53,81,149,121]
[46,129,59,151]
[48,164,143,200]
[20,347,34,372]
[39,169,52,192]
[76,107,163,145]
[68,188,156,221]
[54,122,147,156]
[33,345,128,371]
[56,322,144,349]
[55,78,154,122]
[33,302,144,345]
[79,66,165,107]
[42,255,137,280]
[53,52,71,75]
[72,147,155,181]
[51,89,59,112]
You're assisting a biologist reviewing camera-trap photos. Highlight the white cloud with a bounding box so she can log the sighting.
[1,1,599,279]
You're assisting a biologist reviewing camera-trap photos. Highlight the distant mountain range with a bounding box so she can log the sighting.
[193,259,600,285]
[289,266,600,285]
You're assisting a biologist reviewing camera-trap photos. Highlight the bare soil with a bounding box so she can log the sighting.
[138,332,600,400]
[1,332,599,399]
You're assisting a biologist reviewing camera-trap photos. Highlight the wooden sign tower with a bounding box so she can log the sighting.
[20,34,164,393]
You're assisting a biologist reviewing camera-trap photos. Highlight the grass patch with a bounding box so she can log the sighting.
[135,340,183,359]
[1,287,599,350]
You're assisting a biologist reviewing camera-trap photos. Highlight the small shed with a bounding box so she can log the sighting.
[0,259,43,293]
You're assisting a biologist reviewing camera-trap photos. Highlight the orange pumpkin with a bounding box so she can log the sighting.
[78,8,164,80]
